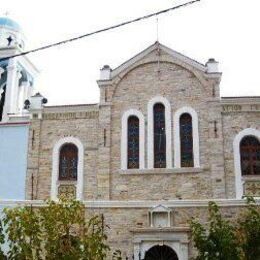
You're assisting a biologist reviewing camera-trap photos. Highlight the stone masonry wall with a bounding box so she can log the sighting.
[109,49,225,200]
[222,108,260,198]
[84,204,247,259]
[26,105,99,200]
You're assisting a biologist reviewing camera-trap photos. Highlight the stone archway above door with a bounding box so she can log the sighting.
[131,227,189,260]
[144,245,179,260]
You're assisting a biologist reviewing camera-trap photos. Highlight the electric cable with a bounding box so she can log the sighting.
[0,0,200,62]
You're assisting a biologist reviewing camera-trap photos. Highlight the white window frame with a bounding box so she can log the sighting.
[147,96,172,169]
[233,128,260,199]
[173,107,200,168]
[121,109,145,170]
[51,136,84,200]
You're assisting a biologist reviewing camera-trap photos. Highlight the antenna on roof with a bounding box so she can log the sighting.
[156,16,159,42]
[156,18,161,80]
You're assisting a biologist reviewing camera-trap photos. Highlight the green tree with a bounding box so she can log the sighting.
[237,197,260,260]
[3,205,42,259]
[2,200,118,260]
[190,201,241,260]
[0,218,6,259]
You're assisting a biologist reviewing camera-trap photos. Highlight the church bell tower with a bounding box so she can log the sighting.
[0,16,38,122]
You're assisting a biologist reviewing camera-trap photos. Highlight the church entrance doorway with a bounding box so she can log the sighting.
[144,245,179,260]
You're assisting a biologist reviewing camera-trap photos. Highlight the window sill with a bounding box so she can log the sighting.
[119,167,203,175]
[242,175,260,181]
[57,180,77,184]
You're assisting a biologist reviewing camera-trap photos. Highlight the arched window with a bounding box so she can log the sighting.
[59,143,78,180]
[127,116,140,169]
[240,136,260,175]
[121,109,145,170]
[180,113,194,167]
[153,103,166,168]
[0,86,6,121]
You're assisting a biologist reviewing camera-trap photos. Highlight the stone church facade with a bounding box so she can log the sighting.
[0,17,260,260]
[26,43,260,259]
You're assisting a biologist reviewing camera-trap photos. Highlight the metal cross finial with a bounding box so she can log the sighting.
[3,11,10,17]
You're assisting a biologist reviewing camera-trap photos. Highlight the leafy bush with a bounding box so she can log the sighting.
[237,197,260,260]
[190,198,260,260]
[190,201,241,260]
[0,200,119,260]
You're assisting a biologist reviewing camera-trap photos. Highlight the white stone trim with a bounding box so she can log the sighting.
[51,137,84,200]
[111,42,206,79]
[119,167,202,175]
[121,109,145,169]
[233,128,260,199]
[0,198,259,208]
[148,96,172,169]
[133,232,188,260]
[173,107,200,168]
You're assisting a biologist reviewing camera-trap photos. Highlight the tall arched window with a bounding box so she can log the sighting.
[240,136,260,175]
[153,103,166,168]
[127,116,139,169]
[0,86,6,121]
[59,143,78,180]
[180,113,194,167]
[121,109,145,170]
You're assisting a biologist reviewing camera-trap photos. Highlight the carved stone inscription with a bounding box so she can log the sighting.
[222,105,242,112]
[222,104,260,112]
[43,111,99,120]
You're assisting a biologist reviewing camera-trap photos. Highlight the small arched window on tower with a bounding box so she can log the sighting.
[154,103,166,168]
[127,116,139,169]
[59,143,78,180]
[240,136,260,175]
[180,113,194,167]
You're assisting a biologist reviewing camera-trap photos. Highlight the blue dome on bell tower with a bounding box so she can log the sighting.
[0,16,25,49]
[0,17,22,31]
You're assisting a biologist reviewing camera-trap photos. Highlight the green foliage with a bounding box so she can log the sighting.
[1,200,120,260]
[40,200,85,259]
[3,206,42,260]
[0,219,6,259]
[190,199,260,260]
[237,197,260,260]
[190,201,241,260]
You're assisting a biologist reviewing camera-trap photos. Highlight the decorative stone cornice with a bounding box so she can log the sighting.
[0,199,259,208]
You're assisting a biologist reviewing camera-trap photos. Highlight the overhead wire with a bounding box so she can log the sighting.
[0,0,200,62]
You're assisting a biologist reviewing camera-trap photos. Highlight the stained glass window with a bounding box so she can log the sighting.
[154,103,166,168]
[127,116,139,169]
[180,113,194,167]
[240,136,260,175]
[59,143,78,180]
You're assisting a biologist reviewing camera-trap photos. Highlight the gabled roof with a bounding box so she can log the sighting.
[111,41,207,79]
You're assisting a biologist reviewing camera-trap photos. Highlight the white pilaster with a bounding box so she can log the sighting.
[18,81,30,113]
[2,58,18,121]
